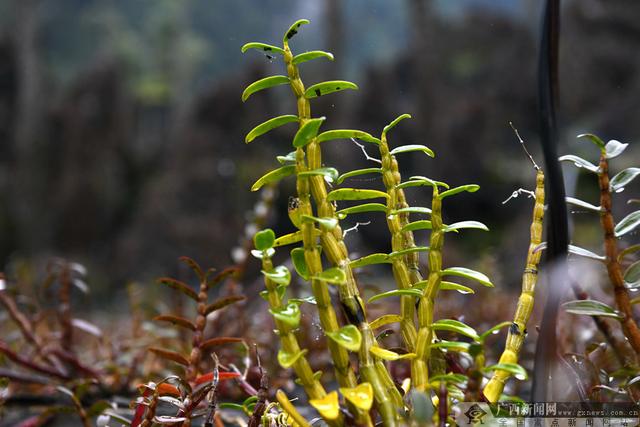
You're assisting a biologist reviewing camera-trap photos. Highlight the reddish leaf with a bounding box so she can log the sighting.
[204,295,246,316]
[157,277,198,301]
[200,337,244,350]
[179,256,204,282]
[194,371,241,386]
[157,383,181,397]
[148,348,189,366]
[131,388,152,427]
[207,266,240,288]
[153,315,197,331]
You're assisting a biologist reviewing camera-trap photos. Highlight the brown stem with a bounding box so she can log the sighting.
[598,154,640,354]
[0,340,69,380]
[188,279,208,382]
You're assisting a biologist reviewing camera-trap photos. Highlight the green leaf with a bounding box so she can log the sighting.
[390,144,434,158]
[337,168,382,185]
[391,206,432,216]
[444,221,489,232]
[441,266,494,287]
[246,115,298,143]
[309,391,340,421]
[313,267,346,284]
[327,188,389,201]
[269,302,301,328]
[293,50,334,64]
[368,288,423,303]
[278,348,308,368]
[615,210,640,237]
[274,231,303,247]
[326,324,362,351]
[568,245,605,262]
[283,19,310,42]
[370,314,403,329]
[289,295,317,305]
[401,220,432,233]
[317,129,377,144]
[291,247,309,280]
[262,266,291,286]
[566,196,603,212]
[370,346,416,361]
[578,133,606,151]
[439,281,474,294]
[563,300,623,319]
[301,214,338,230]
[383,114,411,135]
[350,253,390,268]
[251,165,296,192]
[241,42,285,55]
[305,80,358,99]
[605,140,629,159]
[432,319,480,341]
[479,321,512,341]
[277,151,296,164]
[337,203,387,218]
[259,286,286,302]
[624,261,640,288]
[251,248,275,259]
[254,229,275,251]
[430,373,468,385]
[485,363,529,380]
[439,184,480,199]
[430,340,471,352]
[396,177,445,190]
[340,383,374,411]
[293,117,325,148]
[611,168,640,192]
[619,244,640,261]
[558,155,600,173]
[388,246,430,258]
[242,75,289,102]
[299,167,339,183]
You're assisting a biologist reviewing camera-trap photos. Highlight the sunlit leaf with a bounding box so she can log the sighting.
[299,167,339,183]
[157,277,198,301]
[479,321,512,342]
[283,19,310,42]
[313,267,347,284]
[619,244,640,262]
[370,346,416,360]
[305,80,358,99]
[291,247,309,280]
[148,348,189,366]
[251,165,296,192]
[336,168,382,185]
[383,113,411,135]
[254,229,275,251]
[624,261,640,288]
[432,319,479,341]
[611,168,640,193]
[430,340,471,352]
[326,324,362,351]
[262,265,292,286]
[370,314,403,329]
[568,245,605,262]
[246,115,298,143]
[269,302,301,328]
[615,210,640,237]
[388,246,430,258]
[605,140,628,159]
[317,129,377,144]
[439,184,480,199]
[563,300,623,319]
[251,248,275,259]
[390,144,434,158]
[485,363,529,380]
[396,176,447,190]
[301,214,338,230]
[289,295,317,305]
[274,231,303,247]
[401,220,432,233]
[293,117,325,148]
[242,75,289,102]
[439,281,474,294]
[293,50,334,64]
[277,151,296,164]
[368,288,423,303]
[441,267,494,287]
[241,42,285,56]
[337,203,387,217]
[153,315,196,331]
[577,133,606,151]
[350,253,390,268]
[444,221,489,232]
[558,154,600,173]
[391,206,432,216]
[309,391,340,420]
[430,373,468,385]
[154,415,188,424]
[204,295,246,315]
[340,383,373,411]
[566,196,603,212]
[71,318,103,337]
[327,188,389,201]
